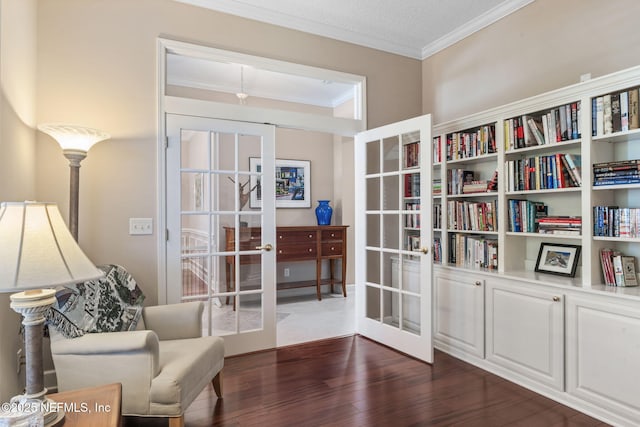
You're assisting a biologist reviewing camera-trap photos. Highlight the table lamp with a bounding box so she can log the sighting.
[0,201,104,426]
[37,124,110,241]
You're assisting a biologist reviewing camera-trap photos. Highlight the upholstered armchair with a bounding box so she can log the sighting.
[49,301,224,427]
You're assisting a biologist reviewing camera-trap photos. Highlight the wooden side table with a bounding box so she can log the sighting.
[48,383,122,426]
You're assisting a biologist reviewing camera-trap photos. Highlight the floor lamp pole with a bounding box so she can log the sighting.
[63,150,87,241]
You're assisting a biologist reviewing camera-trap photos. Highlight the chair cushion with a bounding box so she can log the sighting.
[148,336,225,416]
[46,264,145,338]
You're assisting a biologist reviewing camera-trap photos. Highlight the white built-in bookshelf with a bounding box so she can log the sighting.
[432,65,640,291]
[431,65,640,427]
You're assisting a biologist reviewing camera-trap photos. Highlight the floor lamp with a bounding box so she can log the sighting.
[0,202,104,426]
[37,124,110,241]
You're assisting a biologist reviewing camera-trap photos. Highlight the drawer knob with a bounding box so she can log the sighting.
[308,234,313,238]
[331,246,335,250]
[331,233,335,237]
[475,281,482,287]
[308,248,312,252]
[553,296,561,302]
[278,250,283,254]
[279,235,283,239]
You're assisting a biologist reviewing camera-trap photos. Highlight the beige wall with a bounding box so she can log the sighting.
[423,0,640,123]
[35,0,422,307]
[0,0,37,403]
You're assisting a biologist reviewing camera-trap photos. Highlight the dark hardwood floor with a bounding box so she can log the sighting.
[174,335,607,427]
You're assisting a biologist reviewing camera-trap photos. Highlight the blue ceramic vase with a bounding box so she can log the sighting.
[315,200,333,225]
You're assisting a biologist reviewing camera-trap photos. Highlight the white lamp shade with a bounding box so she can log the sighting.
[38,123,110,152]
[0,202,103,291]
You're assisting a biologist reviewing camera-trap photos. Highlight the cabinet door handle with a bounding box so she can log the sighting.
[553,296,561,302]
[475,281,482,287]
[256,243,273,251]
[420,247,429,254]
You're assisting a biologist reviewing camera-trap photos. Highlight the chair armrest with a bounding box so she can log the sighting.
[142,301,203,340]
[51,329,160,355]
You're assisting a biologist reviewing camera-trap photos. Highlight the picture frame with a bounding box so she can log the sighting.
[534,243,581,277]
[249,158,311,208]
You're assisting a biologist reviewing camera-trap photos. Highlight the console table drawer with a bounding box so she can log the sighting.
[277,230,317,243]
[321,242,343,256]
[321,229,343,241]
[277,244,317,260]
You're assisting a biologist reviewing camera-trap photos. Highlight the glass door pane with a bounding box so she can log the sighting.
[167,115,275,356]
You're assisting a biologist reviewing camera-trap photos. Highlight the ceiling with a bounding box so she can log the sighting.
[168,0,533,108]
[175,0,533,60]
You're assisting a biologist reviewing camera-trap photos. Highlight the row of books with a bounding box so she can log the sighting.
[505,102,581,150]
[404,173,420,197]
[446,125,496,161]
[432,179,442,196]
[505,153,582,192]
[433,204,442,229]
[600,249,638,287]
[448,234,498,271]
[433,237,442,263]
[406,234,420,252]
[447,200,497,232]
[592,87,640,136]
[593,206,640,238]
[507,200,547,233]
[403,141,420,169]
[537,216,582,235]
[592,159,640,186]
[433,136,442,164]
[447,169,496,195]
[404,202,421,228]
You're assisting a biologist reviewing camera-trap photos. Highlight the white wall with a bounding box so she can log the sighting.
[423,0,640,123]
[0,0,37,402]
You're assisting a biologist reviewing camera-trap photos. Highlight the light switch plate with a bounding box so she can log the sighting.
[129,218,153,235]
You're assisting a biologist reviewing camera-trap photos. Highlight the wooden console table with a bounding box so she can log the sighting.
[224,225,348,300]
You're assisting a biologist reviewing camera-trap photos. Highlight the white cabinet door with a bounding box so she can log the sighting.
[434,268,484,358]
[566,295,640,424]
[486,279,564,391]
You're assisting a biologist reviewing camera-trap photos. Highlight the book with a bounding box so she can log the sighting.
[611,92,621,133]
[563,154,582,186]
[603,94,613,134]
[620,91,629,131]
[612,254,625,286]
[622,256,639,287]
[595,96,604,136]
[630,88,639,130]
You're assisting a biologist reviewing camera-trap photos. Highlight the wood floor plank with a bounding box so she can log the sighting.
[126,335,608,426]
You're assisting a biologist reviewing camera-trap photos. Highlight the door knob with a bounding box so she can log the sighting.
[256,243,273,251]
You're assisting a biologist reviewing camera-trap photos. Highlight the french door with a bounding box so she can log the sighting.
[166,115,276,356]
[354,114,433,363]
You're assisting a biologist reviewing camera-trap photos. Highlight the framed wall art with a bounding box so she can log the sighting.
[249,158,311,208]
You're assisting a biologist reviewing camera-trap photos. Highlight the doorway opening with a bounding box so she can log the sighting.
[158,39,365,351]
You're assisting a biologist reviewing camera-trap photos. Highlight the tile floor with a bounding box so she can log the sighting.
[276,284,355,346]
[207,284,356,347]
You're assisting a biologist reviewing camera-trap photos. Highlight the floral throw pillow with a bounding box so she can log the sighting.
[46,264,145,338]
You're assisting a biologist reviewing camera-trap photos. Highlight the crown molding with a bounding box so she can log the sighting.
[421,0,534,59]
[176,0,534,60]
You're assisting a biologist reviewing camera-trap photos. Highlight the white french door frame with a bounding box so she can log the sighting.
[354,114,434,363]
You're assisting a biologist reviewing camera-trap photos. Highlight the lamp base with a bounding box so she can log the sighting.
[5,289,64,427]
[0,395,65,427]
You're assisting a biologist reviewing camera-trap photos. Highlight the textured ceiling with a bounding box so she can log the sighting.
[175,0,533,59]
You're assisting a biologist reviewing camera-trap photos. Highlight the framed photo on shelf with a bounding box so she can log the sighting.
[535,243,581,277]
[249,158,311,208]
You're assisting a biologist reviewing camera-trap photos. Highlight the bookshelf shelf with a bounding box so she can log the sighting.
[504,138,581,156]
[506,232,581,239]
[505,187,581,196]
[446,152,497,165]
